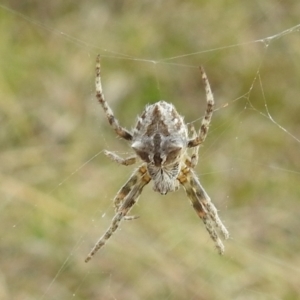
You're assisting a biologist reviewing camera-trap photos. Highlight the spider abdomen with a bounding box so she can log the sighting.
[133,101,188,140]
[132,101,188,162]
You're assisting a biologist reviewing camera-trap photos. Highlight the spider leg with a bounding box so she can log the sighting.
[104,150,137,166]
[186,124,199,168]
[188,171,229,240]
[95,55,133,141]
[85,165,151,262]
[178,168,228,254]
[113,164,142,220]
[188,66,214,148]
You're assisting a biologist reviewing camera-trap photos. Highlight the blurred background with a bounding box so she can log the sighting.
[1,1,300,299]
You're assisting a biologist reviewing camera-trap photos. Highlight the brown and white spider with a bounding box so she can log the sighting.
[85,55,229,262]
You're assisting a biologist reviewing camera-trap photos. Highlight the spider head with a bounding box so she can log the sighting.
[132,136,185,194]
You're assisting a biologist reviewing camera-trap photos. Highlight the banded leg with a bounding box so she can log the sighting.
[114,166,151,219]
[113,166,140,215]
[189,170,229,240]
[95,55,133,141]
[104,150,137,166]
[186,125,200,168]
[188,66,214,148]
[85,166,151,262]
[85,187,139,262]
[178,168,228,254]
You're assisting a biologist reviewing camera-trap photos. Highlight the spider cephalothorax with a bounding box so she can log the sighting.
[85,55,229,263]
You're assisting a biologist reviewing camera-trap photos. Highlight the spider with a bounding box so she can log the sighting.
[85,55,229,262]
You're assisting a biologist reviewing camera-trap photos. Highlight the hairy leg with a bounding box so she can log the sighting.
[113,168,138,214]
[95,55,133,141]
[188,66,214,148]
[186,125,199,168]
[178,167,228,254]
[85,166,151,262]
[104,150,137,166]
[189,171,229,240]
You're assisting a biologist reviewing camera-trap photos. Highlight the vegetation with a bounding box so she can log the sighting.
[1,1,300,299]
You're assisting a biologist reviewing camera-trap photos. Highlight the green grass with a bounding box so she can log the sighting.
[1,1,300,299]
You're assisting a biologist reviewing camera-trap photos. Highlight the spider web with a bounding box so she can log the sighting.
[1,2,300,299]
